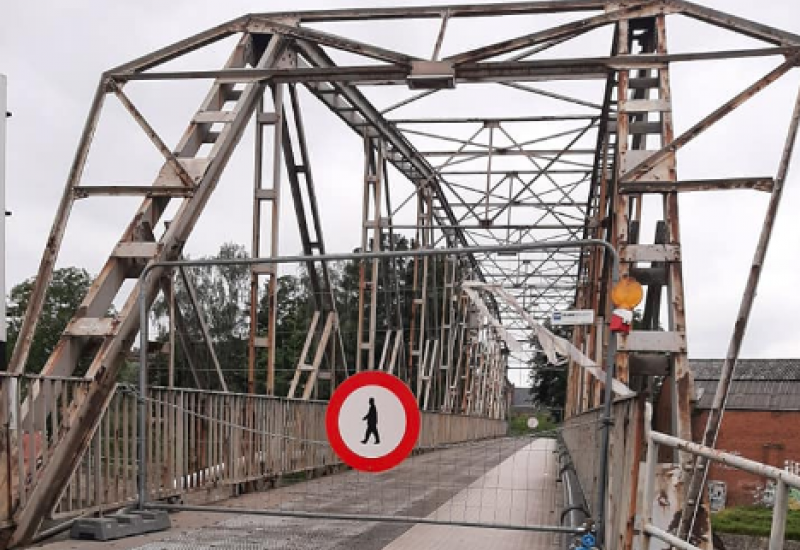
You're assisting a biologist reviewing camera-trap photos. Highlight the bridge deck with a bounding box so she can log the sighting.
[33,438,563,550]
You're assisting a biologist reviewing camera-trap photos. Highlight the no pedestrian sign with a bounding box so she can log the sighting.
[325,371,420,473]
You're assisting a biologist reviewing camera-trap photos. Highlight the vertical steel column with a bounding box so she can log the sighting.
[637,404,658,550]
[249,86,284,395]
[356,136,385,372]
[446,294,468,413]
[654,16,694,451]
[439,255,457,412]
[408,186,433,394]
[138,275,149,510]
[769,481,789,550]
[167,273,176,388]
[266,85,284,395]
[248,95,266,395]
[612,19,632,390]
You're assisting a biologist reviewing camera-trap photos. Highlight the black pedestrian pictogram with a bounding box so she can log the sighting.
[361,397,380,444]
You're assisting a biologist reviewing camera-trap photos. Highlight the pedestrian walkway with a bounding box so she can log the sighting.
[383,438,563,550]
[31,438,564,550]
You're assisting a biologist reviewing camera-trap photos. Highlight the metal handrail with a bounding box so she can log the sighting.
[638,403,795,550]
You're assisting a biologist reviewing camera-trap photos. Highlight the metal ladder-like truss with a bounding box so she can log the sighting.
[5,3,800,547]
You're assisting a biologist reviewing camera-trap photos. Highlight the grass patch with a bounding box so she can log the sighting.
[711,506,800,540]
[507,412,559,436]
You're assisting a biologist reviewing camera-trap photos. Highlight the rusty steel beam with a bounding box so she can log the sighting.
[6,35,288,548]
[671,0,800,47]
[110,83,195,188]
[249,18,418,66]
[254,1,608,22]
[112,60,608,83]
[618,177,774,194]
[393,115,599,124]
[622,58,798,183]
[446,2,671,65]
[111,17,246,74]
[679,82,800,543]
[73,185,196,198]
[6,81,106,376]
[418,148,596,157]
[114,46,800,84]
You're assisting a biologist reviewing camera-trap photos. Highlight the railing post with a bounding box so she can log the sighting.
[637,404,657,550]
[595,255,620,546]
[137,274,149,510]
[769,480,788,550]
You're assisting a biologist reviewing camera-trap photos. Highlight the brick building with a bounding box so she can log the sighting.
[691,359,800,509]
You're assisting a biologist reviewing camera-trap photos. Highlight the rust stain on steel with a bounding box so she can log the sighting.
[621,57,798,184]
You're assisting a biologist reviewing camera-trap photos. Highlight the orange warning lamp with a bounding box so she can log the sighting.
[611,276,643,310]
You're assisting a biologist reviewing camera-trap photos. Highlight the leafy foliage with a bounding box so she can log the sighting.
[6,236,463,400]
[149,235,441,396]
[6,267,93,373]
[528,323,570,412]
[507,411,559,436]
[711,506,800,540]
[151,243,253,391]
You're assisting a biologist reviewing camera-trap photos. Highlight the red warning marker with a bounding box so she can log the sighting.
[326,371,420,473]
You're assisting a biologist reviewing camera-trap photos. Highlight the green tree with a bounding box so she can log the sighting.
[528,323,570,413]
[6,267,93,373]
[259,272,315,395]
[332,234,412,379]
[152,243,253,391]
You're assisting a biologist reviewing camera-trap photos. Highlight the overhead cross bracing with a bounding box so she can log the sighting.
[4,1,800,548]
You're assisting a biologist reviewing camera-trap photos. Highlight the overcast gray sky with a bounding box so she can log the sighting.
[2,0,800,382]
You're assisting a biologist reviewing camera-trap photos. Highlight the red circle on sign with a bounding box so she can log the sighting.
[326,371,420,473]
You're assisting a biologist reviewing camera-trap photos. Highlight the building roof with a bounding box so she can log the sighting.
[690,359,800,411]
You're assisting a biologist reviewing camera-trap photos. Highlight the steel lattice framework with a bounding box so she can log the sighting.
[4,1,800,547]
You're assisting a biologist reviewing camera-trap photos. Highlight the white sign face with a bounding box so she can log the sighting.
[337,385,407,459]
[527,417,539,429]
[551,309,595,326]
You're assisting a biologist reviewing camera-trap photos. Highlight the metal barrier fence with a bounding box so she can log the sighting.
[134,386,506,505]
[639,403,800,550]
[1,243,617,543]
[1,379,506,524]
[564,398,800,549]
[0,374,96,523]
[52,387,139,519]
[138,242,618,415]
[561,395,645,549]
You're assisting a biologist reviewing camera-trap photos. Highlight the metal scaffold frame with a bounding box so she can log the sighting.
[3,1,800,547]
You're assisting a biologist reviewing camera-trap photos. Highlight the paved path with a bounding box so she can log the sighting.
[32,437,564,550]
[382,438,563,550]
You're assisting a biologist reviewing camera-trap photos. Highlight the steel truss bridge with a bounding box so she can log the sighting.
[3,1,800,548]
